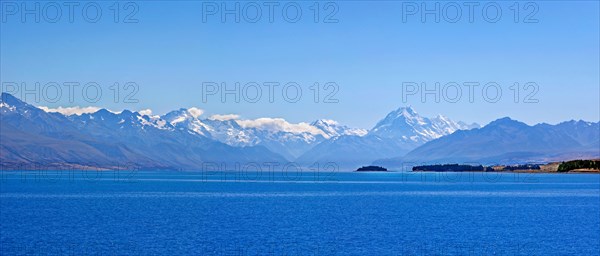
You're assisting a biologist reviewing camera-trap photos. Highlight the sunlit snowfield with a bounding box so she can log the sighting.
[1,170,599,255]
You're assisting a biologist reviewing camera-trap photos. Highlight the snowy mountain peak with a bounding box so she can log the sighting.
[393,106,418,117]
[311,119,368,138]
[163,108,195,122]
[376,107,425,126]
[311,119,339,127]
[370,106,476,143]
[162,108,210,135]
[399,106,417,115]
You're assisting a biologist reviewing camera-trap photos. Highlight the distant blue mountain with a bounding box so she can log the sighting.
[375,117,600,167]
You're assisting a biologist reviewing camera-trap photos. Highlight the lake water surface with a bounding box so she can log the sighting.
[1,170,599,255]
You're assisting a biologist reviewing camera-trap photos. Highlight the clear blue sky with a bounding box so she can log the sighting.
[1,1,598,129]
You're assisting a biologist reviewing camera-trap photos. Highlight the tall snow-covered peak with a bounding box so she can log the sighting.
[370,106,475,143]
[391,106,418,118]
[399,106,417,115]
[372,106,425,132]
[383,106,424,123]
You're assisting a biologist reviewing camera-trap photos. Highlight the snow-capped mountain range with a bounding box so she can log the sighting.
[0,92,477,169]
[158,105,473,161]
[7,92,596,170]
[1,93,286,170]
[161,108,368,160]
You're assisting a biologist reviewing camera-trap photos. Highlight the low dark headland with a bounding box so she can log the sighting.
[412,164,493,172]
[412,160,600,173]
[356,166,388,172]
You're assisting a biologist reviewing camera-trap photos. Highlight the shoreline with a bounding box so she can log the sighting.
[412,170,600,174]
[1,169,599,174]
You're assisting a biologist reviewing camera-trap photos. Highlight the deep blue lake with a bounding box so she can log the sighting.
[1,170,599,255]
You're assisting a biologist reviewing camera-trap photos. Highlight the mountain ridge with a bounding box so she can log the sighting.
[2,92,597,170]
[1,93,286,170]
[374,117,600,167]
